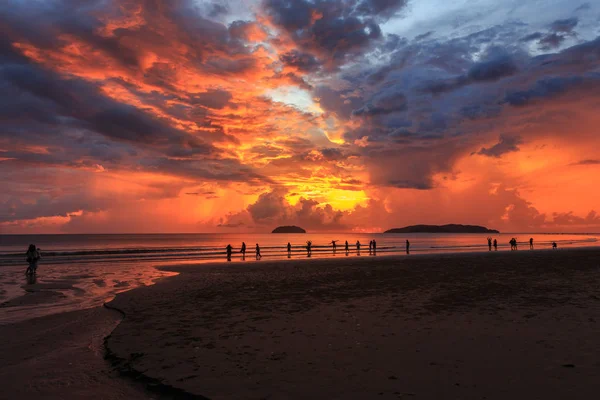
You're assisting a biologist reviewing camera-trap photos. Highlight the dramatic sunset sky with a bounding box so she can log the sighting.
[1,0,599,233]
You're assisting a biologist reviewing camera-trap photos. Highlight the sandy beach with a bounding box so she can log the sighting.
[102,249,600,399]
[1,249,599,399]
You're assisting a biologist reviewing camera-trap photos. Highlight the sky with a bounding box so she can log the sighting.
[1,0,599,234]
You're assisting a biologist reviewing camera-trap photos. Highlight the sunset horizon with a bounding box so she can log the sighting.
[1,0,599,234]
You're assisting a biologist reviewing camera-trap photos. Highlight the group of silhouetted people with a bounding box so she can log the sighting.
[224,235,563,262]
[225,241,262,261]
[486,237,498,251]
[224,238,387,261]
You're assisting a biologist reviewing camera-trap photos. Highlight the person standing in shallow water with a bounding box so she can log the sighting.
[356,240,361,255]
[487,237,492,251]
[372,240,377,255]
[406,240,410,254]
[493,239,498,251]
[287,242,291,257]
[369,240,373,254]
[25,244,41,275]
[529,238,534,250]
[255,243,262,260]
[226,244,233,261]
[240,242,246,259]
[345,240,349,255]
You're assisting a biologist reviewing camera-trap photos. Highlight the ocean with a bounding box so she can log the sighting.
[1,232,597,324]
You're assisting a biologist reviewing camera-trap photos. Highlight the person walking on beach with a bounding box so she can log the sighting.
[406,240,410,254]
[306,240,312,257]
[240,242,246,259]
[529,238,534,250]
[369,240,373,254]
[552,241,557,249]
[255,243,262,260]
[487,237,492,251]
[493,239,497,251]
[287,242,292,257]
[331,240,338,252]
[25,244,41,275]
[226,244,233,261]
[356,240,361,255]
[345,240,349,255]
[372,240,377,255]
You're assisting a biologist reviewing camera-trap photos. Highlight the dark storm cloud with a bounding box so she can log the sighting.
[314,20,600,189]
[520,32,544,42]
[352,91,407,116]
[477,135,523,158]
[314,85,364,119]
[550,17,578,33]
[355,0,408,19]
[190,89,233,109]
[538,33,566,50]
[523,18,579,50]
[207,2,230,17]
[263,0,411,68]
[320,147,344,160]
[279,50,322,72]
[0,63,197,146]
[421,54,519,95]
[503,76,589,107]
[467,55,518,82]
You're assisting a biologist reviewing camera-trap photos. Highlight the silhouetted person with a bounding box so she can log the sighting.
[510,238,518,251]
[406,240,410,254]
[287,242,292,257]
[306,240,312,257]
[345,240,349,255]
[552,241,557,249]
[369,240,373,254]
[331,240,338,253]
[240,242,246,258]
[356,240,361,255]
[493,239,497,251]
[226,244,233,261]
[529,238,534,250]
[25,244,41,275]
[373,240,377,255]
[487,237,492,251]
[255,243,262,260]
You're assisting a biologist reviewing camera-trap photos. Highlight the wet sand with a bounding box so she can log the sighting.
[102,249,600,399]
[0,306,153,400]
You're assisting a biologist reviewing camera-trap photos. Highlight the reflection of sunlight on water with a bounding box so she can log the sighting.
[0,261,176,325]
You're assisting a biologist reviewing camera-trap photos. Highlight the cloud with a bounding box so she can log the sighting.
[570,159,600,166]
[2,0,600,233]
[477,135,523,158]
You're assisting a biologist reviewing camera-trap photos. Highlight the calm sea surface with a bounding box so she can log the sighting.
[1,232,598,324]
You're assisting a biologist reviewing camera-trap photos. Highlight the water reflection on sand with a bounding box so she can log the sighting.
[0,261,176,325]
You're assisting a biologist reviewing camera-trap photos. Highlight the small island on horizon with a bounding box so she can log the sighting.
[384,224,499,234]
[272,225,306,233]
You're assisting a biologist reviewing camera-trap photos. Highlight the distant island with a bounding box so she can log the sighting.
[384,224,499,234]
[272,226,306,233]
